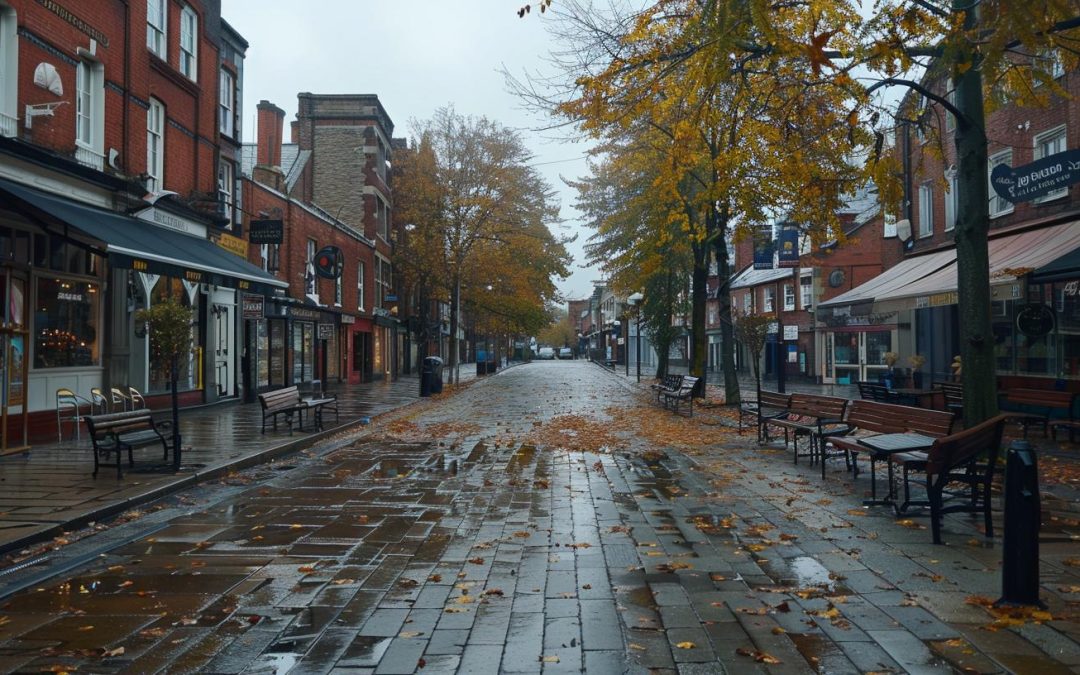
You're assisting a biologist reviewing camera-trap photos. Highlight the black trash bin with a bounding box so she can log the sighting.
[422,356,444,395]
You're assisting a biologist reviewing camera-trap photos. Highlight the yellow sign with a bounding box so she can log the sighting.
[216,232,248,257]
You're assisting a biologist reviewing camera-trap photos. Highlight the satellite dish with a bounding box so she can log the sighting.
[33,63,63,96]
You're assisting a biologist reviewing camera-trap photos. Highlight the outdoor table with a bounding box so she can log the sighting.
[890,388,933,407]
[856,432,937,507]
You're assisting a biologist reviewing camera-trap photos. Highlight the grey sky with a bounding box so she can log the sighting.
[225,0,596,302]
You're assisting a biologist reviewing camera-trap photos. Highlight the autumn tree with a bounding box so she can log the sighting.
[395,107,570,383]
[537,315,577,349]
[732,308,774,418]
[134,300,192,471]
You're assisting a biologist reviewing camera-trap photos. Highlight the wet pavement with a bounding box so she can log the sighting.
[0,360,1076,673]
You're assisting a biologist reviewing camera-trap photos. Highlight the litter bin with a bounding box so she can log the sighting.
[421,356,443,396]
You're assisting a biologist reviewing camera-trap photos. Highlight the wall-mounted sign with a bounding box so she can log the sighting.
[318,323,335,339]
[1016,303,1056,338]
[249,219,284,245]
[216,232,248,257]
[242,294,264,319]
[991,149,1080,204]
[288,306,320,321]
[314,246,344,279]
[783,325,799,341]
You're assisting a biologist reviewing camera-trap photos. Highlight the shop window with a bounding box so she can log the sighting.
[147,0,166,59]
[989,150,1014,217]
[179,6,197,81]
[147,277,199,392]
[256,319,269,387]
[1034,126,1067,202]
[33,278,100,368]
[0,3,17,138]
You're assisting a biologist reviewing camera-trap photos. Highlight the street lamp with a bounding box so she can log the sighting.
[627,292,643,382]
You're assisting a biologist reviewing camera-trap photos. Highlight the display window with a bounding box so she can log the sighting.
[33,277,100,368]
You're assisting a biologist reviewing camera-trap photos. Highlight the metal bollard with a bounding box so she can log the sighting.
[995,439,1044,608]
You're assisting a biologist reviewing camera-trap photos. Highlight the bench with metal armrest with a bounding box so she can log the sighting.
[659,376,699,417]
[85,409,171,478]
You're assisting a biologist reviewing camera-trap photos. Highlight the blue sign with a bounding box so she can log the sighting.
[777,226,799,268]
[753,227,774,270]
[991,149,1080,204]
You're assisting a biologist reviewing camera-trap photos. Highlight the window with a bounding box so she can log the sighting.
[146,98,165,192]
[306,239,318,299]
[335,270,343,306]
[989,150,1014,217]
[217,159,234,228]
[800,275,813,310]
[1034,126,1067,202]
[944,79,956,133]
[763,286,775,312]
[944,169,957,231]
[33,278,101,368]
[179,6,197,80]
[75,59,104,169]
[883,212,897,238]
[783,283,795,311]
[147,0,166,58]
[261,244,280,272]
[918,183,933,237]
[1034,48,1065,84]
[0,3,17,137]
[376,199,389,241]
[357,261,365,311]
[375,257,392,309]
[219,69,235,137]
[743,292,751,314]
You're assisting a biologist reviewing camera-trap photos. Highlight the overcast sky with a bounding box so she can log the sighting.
[225,0,597,302]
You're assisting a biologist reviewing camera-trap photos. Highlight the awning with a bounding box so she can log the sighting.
[818,249,955,309]
[729,266,794,290]
[1031,243,1080,283]
[0,178,287,295]
[872,220,1080,309]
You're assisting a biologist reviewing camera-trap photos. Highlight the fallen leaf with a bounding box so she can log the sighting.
[77,625,95,632]
[676,641,696,649]
[102,646,125,657]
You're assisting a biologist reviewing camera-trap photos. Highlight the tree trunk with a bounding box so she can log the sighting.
[953,0,996,426]
[690,241,708,396]
[171,354,181,472]
[449,274,461,385]
[714,236,740,404]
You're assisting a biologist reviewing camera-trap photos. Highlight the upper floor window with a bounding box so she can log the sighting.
[944,78,956,133]
[0,3,16,137]
[800,275,813,310]
[743,292,752,314]
[1034,126,1067,202]
[918,182,933,237]
[147,0,166,59]
[882,212,897,238]
[217,159,234,228]
[179,6,197,81]
[763,286,775,312]
[305,239,318,299]
[375,256,391,309]
[989,149,1014,218]
[1034,48,1065,84]
[357,261,366,311]
[334,270,343,306]
[944,169,957,231]
[219,69,235,137]
[783,283,795,311]
[376,198,389,241]
[75,58,105,170]
[146,98,165,192]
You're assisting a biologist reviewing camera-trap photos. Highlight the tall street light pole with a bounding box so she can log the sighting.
[628,292,643,383]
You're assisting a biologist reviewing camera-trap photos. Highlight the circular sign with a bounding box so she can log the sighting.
[828,269,846,288]
[1016,304,1055,337]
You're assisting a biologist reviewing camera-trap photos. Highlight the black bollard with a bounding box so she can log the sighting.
[995,439,1044,608]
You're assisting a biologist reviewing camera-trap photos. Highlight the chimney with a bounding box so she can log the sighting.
[291,120,299,144]
[256,100,285,168]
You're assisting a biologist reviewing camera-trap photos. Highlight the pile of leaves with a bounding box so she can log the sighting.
[520,414,625,453]
[606,403,739,453]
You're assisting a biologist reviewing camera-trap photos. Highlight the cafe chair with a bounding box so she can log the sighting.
[111,387,133,411]
[127,386,147,409]
[56,388,90,442]
[89,387,111,415]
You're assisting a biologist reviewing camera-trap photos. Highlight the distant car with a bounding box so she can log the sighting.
[559,347,573,359]
[537,347,556,360]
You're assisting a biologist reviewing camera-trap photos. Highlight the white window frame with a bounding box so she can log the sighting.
[357,261,366,312]
[763,286,775,312]
[146,98,165,192]
[1034,48,1065,84]
[989,149,1014,218]
[800,275,813,310]
[1034,126,1068,203]
[334,270,343,307]
[918,182,933,237]
[179,5,197,81]
[375,255,391,309]
[883,212,897,238]
[219,69,235,137]
[743,292,752,314]
[217,159,234,228]
[0,3,18,138]
[783,283,795,311]
[306,239,318,300]
[147,0,166,59]
[945,78,956,133]
[944,169,957,231]
[75,58,105,169]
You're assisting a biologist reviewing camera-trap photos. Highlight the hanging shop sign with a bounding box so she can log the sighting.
[314,246,344,279]
[777,224,800,268]
[242,294,264,319]
[1016,303,1056,338]
[991,149,1080,204]
[753,227,774,270]
[215,232,248,257]
[249,219,284,245]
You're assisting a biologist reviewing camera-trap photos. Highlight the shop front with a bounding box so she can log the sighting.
[348,317,373,384]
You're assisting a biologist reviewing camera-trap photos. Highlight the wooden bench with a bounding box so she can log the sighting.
[892,415,1006,544]
[934,381,964,417]
[739,391,792,443]
[763,393,848,465]
[86,409,170,478]
[1001,388,1077,439]
[650,374,683,403]
[659,376,699,416]
[823,400,954,494]
[259,385,338,434]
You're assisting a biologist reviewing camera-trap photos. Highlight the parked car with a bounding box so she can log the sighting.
[559,347,573,359]
[537,347,556,360]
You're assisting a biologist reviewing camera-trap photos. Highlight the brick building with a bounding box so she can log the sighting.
[0,0,284,450]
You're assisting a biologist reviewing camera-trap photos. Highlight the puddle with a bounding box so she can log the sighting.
[789,556,834,589]
[245,652,301,674]
[368,459,413,479]
[788,632,851,673]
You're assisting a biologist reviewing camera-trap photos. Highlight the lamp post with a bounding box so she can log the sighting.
[628,292,643,382]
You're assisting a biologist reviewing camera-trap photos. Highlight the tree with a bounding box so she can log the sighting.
[134,300,193,471]
[395,107,570,383]
[537,315,577,349]
[732,308,773,421]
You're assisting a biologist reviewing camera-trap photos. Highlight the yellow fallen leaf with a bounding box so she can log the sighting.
[77,625,94,632]
[542,655,560,663]
[676,641,696,649]
[629,643,647,651]
[102,646,125,657]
